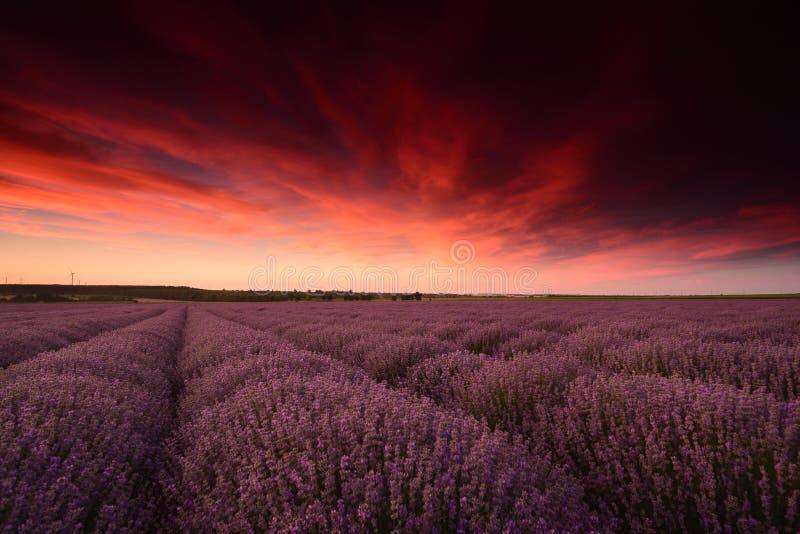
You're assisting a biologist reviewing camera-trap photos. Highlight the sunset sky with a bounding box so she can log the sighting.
[1,3,798,294]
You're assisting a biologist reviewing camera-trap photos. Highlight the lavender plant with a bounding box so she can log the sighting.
[0,308,185,532]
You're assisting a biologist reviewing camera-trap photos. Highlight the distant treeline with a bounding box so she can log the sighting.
[0,285,796,303]
[0,285,430,302]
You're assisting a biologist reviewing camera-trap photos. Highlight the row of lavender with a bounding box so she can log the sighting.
[166,309,596,531]
[213,300,800,400]
[0,304,167,367]
[213,300,800,531]
[0,307,185,531]
[2,305,603,531]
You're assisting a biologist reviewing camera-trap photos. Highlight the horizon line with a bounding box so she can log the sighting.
[2,283,799,299]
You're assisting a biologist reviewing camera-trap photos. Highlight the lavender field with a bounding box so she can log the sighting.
[1,300,799,532]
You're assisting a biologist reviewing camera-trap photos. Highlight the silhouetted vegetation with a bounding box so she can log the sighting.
[1,285,406,302]
[0,285,796,303]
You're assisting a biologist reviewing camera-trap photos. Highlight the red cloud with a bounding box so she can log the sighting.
[0,3,797,290]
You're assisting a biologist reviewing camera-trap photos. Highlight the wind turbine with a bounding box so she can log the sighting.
[68,267,76,286]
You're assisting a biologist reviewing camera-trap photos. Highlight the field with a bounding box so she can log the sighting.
[1,300,799,532]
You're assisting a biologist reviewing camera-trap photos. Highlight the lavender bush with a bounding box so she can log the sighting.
[0,308,185,532]
[0,305,164,367]
[168,310,594,532]
[215,299,800,531]
[1,299,798,532]
[539,373,800,531]
[405,350,592,435]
